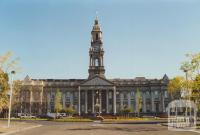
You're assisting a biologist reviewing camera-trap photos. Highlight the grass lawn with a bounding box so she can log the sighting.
[52,118,93,122]
[108,117,166,121]
[0,118,48,121]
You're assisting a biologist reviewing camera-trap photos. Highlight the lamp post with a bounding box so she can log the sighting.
[7,70,15,128]
[183,69,190,100]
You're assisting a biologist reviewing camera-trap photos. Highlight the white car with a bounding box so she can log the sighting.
[20,113,36,119]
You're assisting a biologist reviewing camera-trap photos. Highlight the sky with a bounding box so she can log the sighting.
[0,0,200,80]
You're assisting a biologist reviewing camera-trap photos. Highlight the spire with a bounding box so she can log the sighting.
[92,12,101,32]
[95,11,99,25]
[95,18,99,25]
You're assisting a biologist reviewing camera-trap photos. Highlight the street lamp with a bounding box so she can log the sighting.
[7,70,15,128]
[183,69,192,100]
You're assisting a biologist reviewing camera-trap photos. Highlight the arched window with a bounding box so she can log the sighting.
[95,59,99,66]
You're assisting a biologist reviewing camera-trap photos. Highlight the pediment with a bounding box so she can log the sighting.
[81,76,113,86]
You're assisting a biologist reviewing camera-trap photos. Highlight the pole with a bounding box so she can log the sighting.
[185,70,189,100]
[8,71,15,128]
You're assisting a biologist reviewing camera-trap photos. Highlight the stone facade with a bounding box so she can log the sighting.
[13,18,170,116]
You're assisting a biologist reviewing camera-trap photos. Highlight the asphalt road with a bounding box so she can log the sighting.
[12,121,200,135]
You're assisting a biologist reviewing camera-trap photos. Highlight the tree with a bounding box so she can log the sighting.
[12,80,22,102]
[65,107,75,117]
[192,75,200,107]
[0,51,20,115]
[0,70,9,112]
[54,89,62,119]
[180,61,194,80]
[167,76,184,100]
[11,80,22,115]
[120,107,132,118]
[136,88,142,117]
[180,53,200,101]
[0,51,20,73]
[186,53,200,75]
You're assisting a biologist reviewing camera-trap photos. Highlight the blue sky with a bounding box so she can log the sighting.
[0,0,200,80]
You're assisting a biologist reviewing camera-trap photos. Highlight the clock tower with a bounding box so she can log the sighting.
[88,17,105,79]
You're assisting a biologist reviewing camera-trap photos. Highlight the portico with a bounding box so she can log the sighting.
[77,76,116,115]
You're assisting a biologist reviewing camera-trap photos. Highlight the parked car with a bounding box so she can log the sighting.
[19,113,36,119]
[36,114,54,119]
[58,113,66,118]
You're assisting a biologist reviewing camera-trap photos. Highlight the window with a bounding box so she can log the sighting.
[95,59,99,66]
[131,91,134,96]
[124,92,128,99]
[66,92,70,97]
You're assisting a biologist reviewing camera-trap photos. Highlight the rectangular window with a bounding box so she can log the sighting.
[131,91,134,96]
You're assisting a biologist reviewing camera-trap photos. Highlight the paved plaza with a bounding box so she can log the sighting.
[1,121,198,135]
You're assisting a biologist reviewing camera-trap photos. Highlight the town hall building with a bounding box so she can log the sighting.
[13,18,170,116]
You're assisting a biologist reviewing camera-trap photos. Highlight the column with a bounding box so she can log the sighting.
[106,90,109,113]
[99,90,102,113]
[47,92,51,113]
[70,92,74,108]
[143,92,146,113]
[78,86,81,115]
[85,90,88,114]
[135,91,137,113]
[102,56,104,66]
[62,92,66,109]
[92,58,95,66]
[29,90,32,114]
[120,93,123,109]
[151,91,155,112]
[92,90,95,113]
[128,92,131,108]
[39,88,43,114]
[162,91,165,112]
[20,91,23,114]
[113,86,117,115]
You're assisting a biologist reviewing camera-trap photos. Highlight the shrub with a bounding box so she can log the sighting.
[65,107,75,116]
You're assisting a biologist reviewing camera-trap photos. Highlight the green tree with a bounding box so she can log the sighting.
[65,107,75,117]
[0,70,9,112]
[54,89,62,119]
[192,75,200,110]
[120,107,132,118]
[136,88,142,117]
[167,76,184,99]
[180,53,200,100]
[186,53,200,75]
